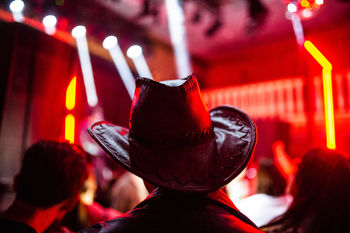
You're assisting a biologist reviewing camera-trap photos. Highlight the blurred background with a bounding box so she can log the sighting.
[0,0,349,213]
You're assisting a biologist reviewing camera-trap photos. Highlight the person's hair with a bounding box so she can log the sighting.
[15,140,88,208]
[256,158,286,196]
[263,148,350,233]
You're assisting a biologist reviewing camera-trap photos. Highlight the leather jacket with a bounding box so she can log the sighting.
[78,188,263,233]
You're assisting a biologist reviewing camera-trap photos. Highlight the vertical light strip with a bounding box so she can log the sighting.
[65,114,75,144]
[335,75,345,112]
[346,72,350,109]
[66,76,76,110]
[276,81,285,118]
[295,79,304,118]
[261,84,268,118]
[304,40,335,149]
[285,80,294,118]
[249,85,256,117]
[232,90,237,108]
[241,87,247,112]
[217,91,224,106]
[72,26,98,107]
[65,77,77,144]
[313,77,323,115]
[267,84,276,118]
[224,91,230,106]
[165,0,192,78]
[322,68,336,149]
[256,86,260,117]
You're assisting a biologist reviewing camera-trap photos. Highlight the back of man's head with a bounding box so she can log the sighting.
[15,140,88,208]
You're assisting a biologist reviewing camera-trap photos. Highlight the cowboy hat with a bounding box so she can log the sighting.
[88,75,256,192]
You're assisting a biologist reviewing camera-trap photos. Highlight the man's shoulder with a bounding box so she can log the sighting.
[78,203,263,233]
[78,215,263,233]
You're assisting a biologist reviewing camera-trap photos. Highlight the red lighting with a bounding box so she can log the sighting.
[65,76,77,144]
[273,141,297,178]
[301,0,310,8]
[283,0,323,16]
[66,76,76,110]
[65,114,75,144]
[304,40,336,149]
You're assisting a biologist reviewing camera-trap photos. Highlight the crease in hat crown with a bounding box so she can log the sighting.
[128,75,214,147]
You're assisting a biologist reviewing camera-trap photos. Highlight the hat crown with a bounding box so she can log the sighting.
[128,76,213,146]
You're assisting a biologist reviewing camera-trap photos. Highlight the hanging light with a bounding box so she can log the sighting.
[127,45,142,59]
[72,25,99,107]
[102,35,135,99]
[102,36,118,50]
[43,15,57,35]
[9,0,25,22]
[127,45,154,80]
[287,3,297,13]
[9,0,24,13]
[71,25,87,38]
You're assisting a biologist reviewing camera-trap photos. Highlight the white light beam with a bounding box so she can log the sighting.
[290,13,305,46]
[9,0,24,22]
[72,26,98,107]
[127,45,153,80]
[103,36,135,99]
[165,0,192,78]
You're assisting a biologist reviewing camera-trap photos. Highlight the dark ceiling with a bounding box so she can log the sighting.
[2,0,350,61]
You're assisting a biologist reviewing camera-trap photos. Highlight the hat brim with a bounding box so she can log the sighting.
[88,105,256,193]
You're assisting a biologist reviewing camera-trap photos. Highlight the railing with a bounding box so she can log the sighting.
[202,70,350,124]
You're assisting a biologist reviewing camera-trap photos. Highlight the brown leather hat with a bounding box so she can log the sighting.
[88,75,256,192]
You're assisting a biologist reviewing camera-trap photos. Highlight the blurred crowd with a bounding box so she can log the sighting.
[1,140,349,233]
[0,137,350,232]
